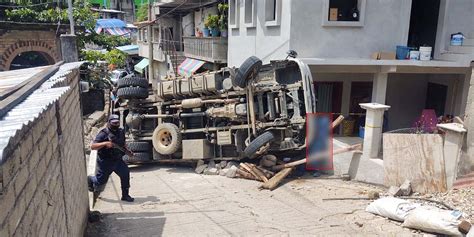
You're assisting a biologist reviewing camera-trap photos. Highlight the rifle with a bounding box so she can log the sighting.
[111,143,134,157]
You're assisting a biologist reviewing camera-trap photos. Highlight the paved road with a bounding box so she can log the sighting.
[85,165,420,236]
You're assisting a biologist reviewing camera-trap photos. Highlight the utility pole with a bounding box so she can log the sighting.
[67,0,75,35]
[147,0,154,81]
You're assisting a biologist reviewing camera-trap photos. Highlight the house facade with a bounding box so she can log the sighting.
[135,0,474,184]
[136,0,228,80]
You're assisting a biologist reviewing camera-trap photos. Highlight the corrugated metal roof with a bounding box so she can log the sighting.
[0,62,84,164]
[0,66,47,95]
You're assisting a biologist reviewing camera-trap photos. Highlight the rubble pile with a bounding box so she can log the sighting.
[417,187,474,220]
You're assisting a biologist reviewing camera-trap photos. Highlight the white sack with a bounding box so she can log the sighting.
[366,197,419,222]
[402,206,462,236]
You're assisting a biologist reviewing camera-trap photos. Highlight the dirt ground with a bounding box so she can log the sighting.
[84,164,432,236]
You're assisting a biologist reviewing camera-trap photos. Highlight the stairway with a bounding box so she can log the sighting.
[439,32,474,64]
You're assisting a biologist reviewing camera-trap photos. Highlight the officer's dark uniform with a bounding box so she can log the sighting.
[89,125,133,201]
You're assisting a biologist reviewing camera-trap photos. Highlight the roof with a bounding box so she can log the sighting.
[91,8,126,14]
[301,58,473,68]
[116,45,139,55]
[96,19,127,29]
[0,66,48,95]
[0,62,84,164]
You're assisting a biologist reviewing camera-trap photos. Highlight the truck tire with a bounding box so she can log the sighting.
[117,87,148,99]
[152,123,182,155]
[233,56,262,88]
[123,152,151,163]
[243,131,275,158]
[127,141,151,152]
[117,77,149,89]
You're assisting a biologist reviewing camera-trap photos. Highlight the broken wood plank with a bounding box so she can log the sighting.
[255,166,274,178]
[247,163,269,182]
[260,167,293,190]
[240,163,266,182]
[272,144,362,171]
[331,115,345,129]
[236,169,258,180]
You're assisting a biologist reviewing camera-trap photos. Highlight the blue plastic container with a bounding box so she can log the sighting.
[359,126,365,138]
[396,46,410,60]
[210,28,220,37]
[202,28,210,37]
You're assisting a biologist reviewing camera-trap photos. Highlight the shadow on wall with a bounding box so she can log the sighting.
[85,212,166,237]
[81,89,105,115]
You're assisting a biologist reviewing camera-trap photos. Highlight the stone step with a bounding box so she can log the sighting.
[447,45,474,54]
[469,32,474,39]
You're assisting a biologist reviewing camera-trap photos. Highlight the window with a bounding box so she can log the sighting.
[265,0,281,26]
[322,0,366,27]
[143,29,148,42]
[244,0,256,27]
[229,0,240,29]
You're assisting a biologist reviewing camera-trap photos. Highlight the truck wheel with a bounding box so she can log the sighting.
[117,87,148,99]
[152,123,182,155]
[118,77,149,89]
[233,56,262,88]
[243,131,275,158]
[127,141,151,152]
[123,152,151,163]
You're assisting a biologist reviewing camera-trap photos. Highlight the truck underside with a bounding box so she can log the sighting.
[115,56,316,162]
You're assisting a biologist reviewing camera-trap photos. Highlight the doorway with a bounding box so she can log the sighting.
[408,0,441,56]
[425,82,447,117]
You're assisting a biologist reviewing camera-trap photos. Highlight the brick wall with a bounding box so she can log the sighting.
[0,68,88,236]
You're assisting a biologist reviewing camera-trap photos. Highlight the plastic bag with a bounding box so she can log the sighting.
[402,206,462,236]
[366,197,419,222]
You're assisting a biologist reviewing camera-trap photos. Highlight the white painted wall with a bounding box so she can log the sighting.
[228,0,292,67]
[228,0,413,66]
[290,0,412,59]
[435,0,474,57]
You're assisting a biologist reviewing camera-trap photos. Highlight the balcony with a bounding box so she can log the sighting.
[183,37,227,63]
[138,40,166,62]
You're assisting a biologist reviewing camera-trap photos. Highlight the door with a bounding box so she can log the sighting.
[425,82,447,116]
[408,0,441,56]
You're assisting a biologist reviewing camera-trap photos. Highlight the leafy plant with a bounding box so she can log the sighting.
[103,49,126,68]
[218,3,229,14]
[206,14,220,29]
[136,4,148,22]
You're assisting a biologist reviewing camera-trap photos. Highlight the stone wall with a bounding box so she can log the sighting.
[0,68,88,236]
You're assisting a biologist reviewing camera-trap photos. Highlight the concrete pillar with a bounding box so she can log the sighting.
[360,103,390,158]
[437,123,467,189]
[371,72,388,104]
[60,34,78,63]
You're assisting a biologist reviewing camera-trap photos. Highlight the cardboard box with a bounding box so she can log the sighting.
[371,52,396,60]
[329,8,338,21]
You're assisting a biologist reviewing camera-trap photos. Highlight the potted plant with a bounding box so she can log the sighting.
[218,3,229,37]
[207,14,220,37]
[203,15,211,37]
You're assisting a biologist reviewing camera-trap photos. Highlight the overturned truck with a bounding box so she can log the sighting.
[115,55,316,162]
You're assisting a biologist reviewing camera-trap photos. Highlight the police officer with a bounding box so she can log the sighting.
[88,114,134,202]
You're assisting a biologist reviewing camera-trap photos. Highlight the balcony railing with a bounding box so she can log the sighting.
[183,37,227,63]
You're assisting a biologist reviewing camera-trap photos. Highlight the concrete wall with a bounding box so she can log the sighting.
[289,0,411,59]
[0,69,88,236]
[461,68,474,174]
[435,0,474,57]
[385,74,428,130]
[227,0,292,67]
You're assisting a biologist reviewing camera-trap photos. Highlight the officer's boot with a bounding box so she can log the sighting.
[121,188,134,202]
